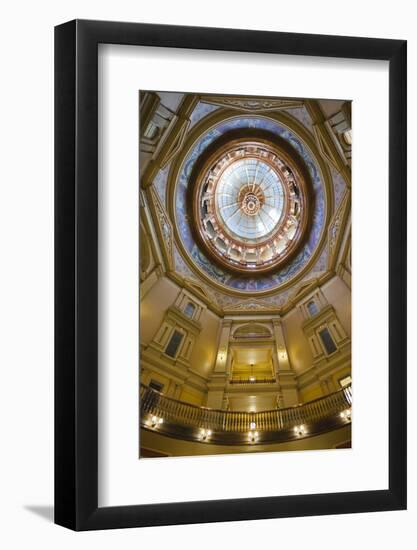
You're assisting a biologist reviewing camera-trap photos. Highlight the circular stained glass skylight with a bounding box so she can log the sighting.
[191,136,310,275]
[215,158,285,242]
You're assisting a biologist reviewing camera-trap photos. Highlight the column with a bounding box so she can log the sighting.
[206,319,232,409]
[213,319,232,373]
[272,318,299,406]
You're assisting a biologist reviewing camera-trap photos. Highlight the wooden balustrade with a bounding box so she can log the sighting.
[140,383,352,445]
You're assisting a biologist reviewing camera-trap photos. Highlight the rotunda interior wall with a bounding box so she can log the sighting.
[139,92,351,412]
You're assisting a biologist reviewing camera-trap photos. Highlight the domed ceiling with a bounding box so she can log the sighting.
[173,114,327,293]
[192,135,311,275]
[144,93,351,311]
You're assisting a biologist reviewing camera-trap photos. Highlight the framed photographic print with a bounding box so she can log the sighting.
[138,89,353,457]
[55,20,407,530]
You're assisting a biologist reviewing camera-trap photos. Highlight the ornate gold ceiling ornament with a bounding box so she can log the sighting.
[191,135,312,275]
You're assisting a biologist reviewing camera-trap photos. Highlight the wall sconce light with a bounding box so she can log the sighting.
[149,415,164,428]
[218,348,226,363]
[340,409,352,422]
[250,421,256,430]
[248,431,259,443]
[249,363,256,383]
[294,424,306,437]
[199,428,212,441]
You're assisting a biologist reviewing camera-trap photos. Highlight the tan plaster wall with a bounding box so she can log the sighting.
[140,276,180,346]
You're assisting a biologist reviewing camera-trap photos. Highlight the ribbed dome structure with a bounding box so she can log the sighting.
[173,115,328,293]
[192,137,310,275]
[216,158,285,242]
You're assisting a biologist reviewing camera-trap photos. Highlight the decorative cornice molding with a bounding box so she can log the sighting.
[282,271,334,312]
[166,270,224,317]
[159,116,191,170]
[141,353,209,392]
[327,189,351,271]
[301,303,335,331]
[141,94,199,189]
[200,95,304,112]
[305,99,351,185]
[139,91,160,137]
[166,305,202,335]
[147,186,174,271]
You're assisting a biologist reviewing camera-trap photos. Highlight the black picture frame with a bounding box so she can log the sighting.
[55,19,407,531]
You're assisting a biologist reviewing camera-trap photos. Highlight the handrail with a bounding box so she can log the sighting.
[140,383,352,444]
[229,377,277,385]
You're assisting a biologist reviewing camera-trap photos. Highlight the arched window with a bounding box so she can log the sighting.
[184,302,196,319]
[307,300,319,317]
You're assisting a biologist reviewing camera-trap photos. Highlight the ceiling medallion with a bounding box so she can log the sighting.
[239,185,264,216]
[191,136,311,275]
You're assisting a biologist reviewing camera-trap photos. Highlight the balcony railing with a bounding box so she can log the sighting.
[228,377,277,385]
[140,383,352,445]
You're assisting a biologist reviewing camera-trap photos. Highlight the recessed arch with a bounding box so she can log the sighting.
[233,323,272,339]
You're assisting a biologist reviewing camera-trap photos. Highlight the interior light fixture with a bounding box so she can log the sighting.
[150,415,164,428]
[294,424,306,437]
[199,428,212,441]
[340,409,352,422]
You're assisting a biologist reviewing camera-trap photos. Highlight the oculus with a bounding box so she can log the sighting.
[192,136,311,274]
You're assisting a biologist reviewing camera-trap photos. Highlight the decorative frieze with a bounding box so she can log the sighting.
[200,96,303,112]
